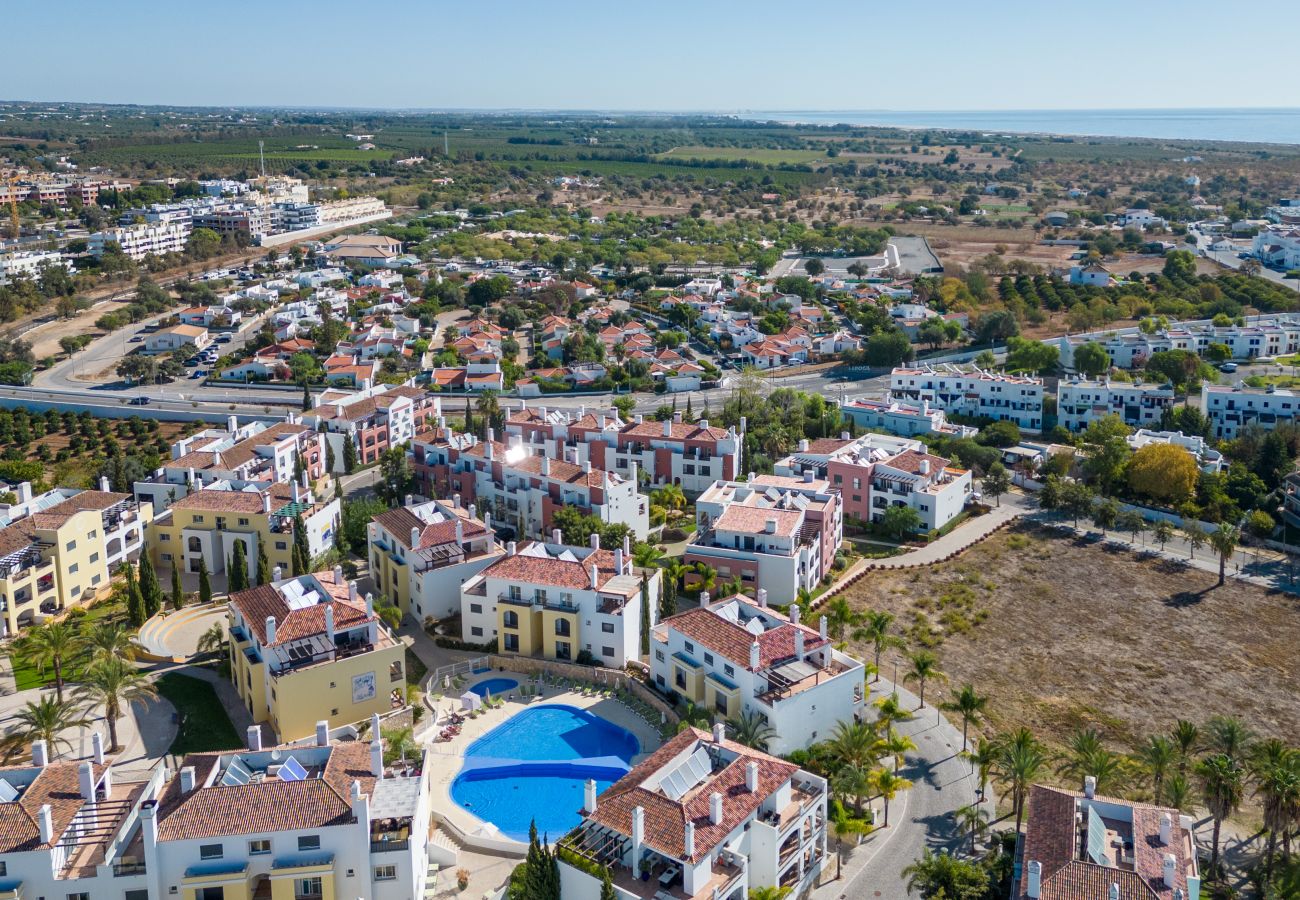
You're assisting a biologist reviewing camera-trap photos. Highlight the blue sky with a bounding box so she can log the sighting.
[6,0,1290,110]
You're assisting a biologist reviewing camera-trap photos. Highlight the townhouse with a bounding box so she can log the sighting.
[147,477,340,582]
[458,536,660,667]
[227,566,405,740]
[1056,314,1300,370]
[135,416,327,512]
[0,485,152,635]
[1126,429,1224,473]
[1199,383,1300,439]
[0,250,72,285]
[890,365,1045,430]
[410,423,649,541]
[178,304,242,330]
[840,395,978,439]
[684,477,842,605]
[652,592,864,755]
[366,498,504,622]
[775,433,973,533]
[557,725,828,899]
[1253,225,1300,269]
[302,383,439,471]
[1017,782,1200,900]
[503,405,743,496]
[1056,378,1176,431]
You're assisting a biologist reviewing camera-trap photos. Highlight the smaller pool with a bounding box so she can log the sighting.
[469,677,518,697]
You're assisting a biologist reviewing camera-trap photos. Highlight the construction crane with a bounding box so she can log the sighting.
[2,171,20,241]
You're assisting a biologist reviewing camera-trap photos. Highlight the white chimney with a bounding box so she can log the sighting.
[245,723,263,751]
[798,438,809,451]
[410,525,421,548]
[756,588,768,607]
[100,765,113,800]
[92,732,104,765]
[332,564,343,584]
[819,616,828,640]
[789,603,801,627]
[38,803,53,844]
[749,640,760,670]
[764,518,777,534]
[316,720,330,747]
[31,740,48,767]
[1084,775,1096,799]
[265,616,277,644]
[262,492,271,513]
[584,778,598,814]
[614,548,623,576]
[507,541,517,556]
[79,761,96,801]
[700,591,710,606]
[663,419,672,437]
[404,493,413,507]
[841,431,850,440]
[589,564,599,589]
[365,593,375,619]
[589,532,600,549]
[540,456,550,476]
[623,534,631,557]
[349,580,358,603]
[803,470,814,483]
[551,528,562,544]
[324,605,335,642]
[1163,853,1177,888]
[712,722,725,743]
[99,475,111,492]
[370,739,384,779]
[468,502,476,520]
[683,821,695,858]
[272,565,282,582]
[745,761,759,792]
[709,792,723,825]
[631,806,645,878]
[1026,860,1042,899]
[794,629,805,660]
[228,415,238,433]
[179,766,196,793]
[919,459,931,476]
[699,419,709,430]
[1159,812,1173,846]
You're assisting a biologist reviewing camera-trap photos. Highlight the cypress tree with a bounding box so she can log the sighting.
[170,563,184,610]
[293,452,304,483]
[229,540,249,593]
[292,513,311,576]
[301,381,312,412]
[123,563,144,627]
[463,397,474,435]
[198,557,212,605]
[255,533,270,586]
[342,433,358,474]
[640,573,650,657]
[685,394,693,422]
[138,552,162,619]
[599,869,616,900]
[325,437,336,475]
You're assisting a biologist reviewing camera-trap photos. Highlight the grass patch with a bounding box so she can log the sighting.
[155,672,242,756]
[404,647,428,687]
[6,601,130,690]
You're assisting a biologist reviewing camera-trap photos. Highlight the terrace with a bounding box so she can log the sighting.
[755,657,859,705]
[561,826,746,900]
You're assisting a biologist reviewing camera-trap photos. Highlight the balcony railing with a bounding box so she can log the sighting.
[113,860,147,876]
[370,838,410,853]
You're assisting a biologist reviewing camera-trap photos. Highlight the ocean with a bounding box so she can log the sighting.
[734,108,1300,145]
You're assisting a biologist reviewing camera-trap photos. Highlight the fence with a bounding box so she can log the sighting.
[482,654,679,726]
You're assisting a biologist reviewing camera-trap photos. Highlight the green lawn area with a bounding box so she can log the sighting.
[1243,374,1300,390]
[155,672,243,756]
[6,601,129,690]
[656,145,829,166]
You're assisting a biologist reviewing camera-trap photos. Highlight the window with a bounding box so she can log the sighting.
[194,515,204,524]
[656,674,665,686]
[125,891,149,900]
[249,839,271,855]
[160,533,171,541]
[655,650,665,662]
[296,877,323,899]
[87,529,97,540]
[504,633,519,652]
[601,622,615,633]
[276,541,287,551]
[89,552,99,564]
[65,540,77,552]
[68,563,79,575]
[162,553,173,562]
[724,664,735,678]
[602,646,615,657]
[503,611,518,629]
[375,864,397,881]
[470,603,483,614]
[470,626,483,637]
[298,835,321,851]
[199,843,223,860]
[684,641,694,654]
[703,652,714,666]
[554,620,571,637]
[238,518,250,527]
[675,669,686,689]
[67,893,91,900]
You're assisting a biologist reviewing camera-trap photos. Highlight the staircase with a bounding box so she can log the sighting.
[428,823,460,868]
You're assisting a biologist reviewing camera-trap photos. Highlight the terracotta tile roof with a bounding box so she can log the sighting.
[229,569,373,646]
[371,506,488,550]
[170,490,270,514]
[463,443,611,488]
[479,543,623,590]
[0,761,105,852]
[587,729,798,863]
[0,522,39,560]
[620,421,729,442]
[663,607,826,671]
[713,505,802,537]
[171,423,312,471]
[27,490,130,530]
[804,438,854,454]
[882,448,950,476]
[156,742,375,842]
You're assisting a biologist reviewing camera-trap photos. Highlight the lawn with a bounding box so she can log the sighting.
[7,600,129,690]
[841,523,1300,755]
[155,671,243,756]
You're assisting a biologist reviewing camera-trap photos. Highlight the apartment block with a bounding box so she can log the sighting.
[1056,313,1300,369]
[651,593,864,755]
[1017,782,1200,900]
[1127,429,1224,473]
[684,477,841,606]
[147,477,340,582]
[557,725,828,899]
[1199,383,1300,439]
[840,395,978,439]
[890,365,1045,430]
[227,567,405,740]
[0,250,72,285]
[302,383,438,472]
[504,404,743,495]
[459,536,659,667]
[0,485,151,635]
[1057,379,1177,431]
[366,498,504,621]
[88,221,191,260]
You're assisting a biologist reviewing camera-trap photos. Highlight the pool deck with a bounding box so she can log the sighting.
[425,671,665,854]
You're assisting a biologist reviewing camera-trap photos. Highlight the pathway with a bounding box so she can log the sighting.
[810,676,993,900]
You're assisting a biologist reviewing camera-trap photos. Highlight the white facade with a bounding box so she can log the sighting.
[89,221,192,260]
[1200,383,1300,439]
[840,396,979,438]
[1056,314,1300,369]
[1127,429,1224,473]
[890,366,1045,430]
[0,250,71,285]
[1253,226,1300,269]
[1057,379,1176,431]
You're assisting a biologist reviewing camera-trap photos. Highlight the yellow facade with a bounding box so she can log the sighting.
[183,866,251,900]
[229,629,269,721]
[270,862,336,900]
[673,657,705,703]
[705,674,740,718]
[541,607,579,661]
[371,543,413,614]
[496,600,542,656]
[149,508,293,578]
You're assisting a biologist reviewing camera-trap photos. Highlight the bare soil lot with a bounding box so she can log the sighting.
[841,524,1300,752]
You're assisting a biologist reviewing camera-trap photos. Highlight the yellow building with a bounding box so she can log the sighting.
[148,480,339,584]
[0,488,152,635]
[226,568,404,742]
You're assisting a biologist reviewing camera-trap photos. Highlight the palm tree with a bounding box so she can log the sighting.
[75,657,158,752]
[833,763,874,817]
[1208,524,1241,586]
[829,798,871,880]
[10,696,89,757]
[955,803,990,854]
[1057,728,1104,781]
[676,701,711,733]
[1137,735,1177,805]
[1164,773,1192,813]
[878,731,917,774]
[873,692,915,741]
[940,684,988,751]
[963,737,1000,801]
[1197,753,1245,873]
[1250,740,1300,879]
[85,622,139,664]
[719,573,745,598]
[381,726,419,765]
[998,728,1051,831]
[868,768,912,828]
[691,563,716,597]
[823,596,862,645]
[631,542,663,569]
[827,719,881,770]
[727,710,776,751]
[853,610,905,684]
[903,650,947,709]
[18,620,85,703]
[196,622,225,656]
[474,389,501,436]
[747,888,792,900]
[1205,714,1253,761]
[1172,719,1200,776]
[660,558,687,618]
[651,483,686,524]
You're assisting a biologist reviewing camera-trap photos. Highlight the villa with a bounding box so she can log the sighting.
[557,724,829,899]
[650,594,865,755]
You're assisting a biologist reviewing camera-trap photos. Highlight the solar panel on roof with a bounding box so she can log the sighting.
[1086,805,1109,867]
[687,748,711,783]
[0,778,18,802]
[278,755,308,782]
[221,757,253,787]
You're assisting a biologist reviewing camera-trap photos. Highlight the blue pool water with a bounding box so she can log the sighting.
[451,705,641,841]
[468,677,518,697]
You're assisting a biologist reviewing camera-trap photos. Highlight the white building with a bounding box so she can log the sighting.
[890,365,1045,431]
[0,250,71,285]
[1068,262,1112,287]
[1056,314,1300,370]
[1056,379,1176,431]
[557,724,829,900]
[144,323,211,354]
[1127,429,1224,473]
[1253,226,1300,269]
[1200,383,1300,439]
[89,221,191,260]
[651,593,865,755]
[1117,208,1167,229]
[840,395,978,439]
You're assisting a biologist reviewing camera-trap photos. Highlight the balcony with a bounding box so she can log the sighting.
[113,860,147,876]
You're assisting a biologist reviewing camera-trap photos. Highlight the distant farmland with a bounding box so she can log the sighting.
[657,145,830,167]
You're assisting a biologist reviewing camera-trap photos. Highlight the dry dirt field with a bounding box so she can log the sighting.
[841,523,1300,753]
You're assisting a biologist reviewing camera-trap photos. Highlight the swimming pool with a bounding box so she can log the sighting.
[468,677,518,697]
[450,705,641,841]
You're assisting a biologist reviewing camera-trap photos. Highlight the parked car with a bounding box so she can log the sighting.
[1220,362,1239,373]
[128,336,143,343]
[129,396,151,406]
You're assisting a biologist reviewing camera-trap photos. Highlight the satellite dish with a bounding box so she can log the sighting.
[270,749,281,761]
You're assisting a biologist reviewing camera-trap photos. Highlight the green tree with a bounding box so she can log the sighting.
[903,650,947,708]
[292,513,311,576]
[170,564,184,610]
[1182,520,1207,559]
[8,696,89,758]
[228,539,249,593]
[123,562,145,627]
[599,868,616,900]
[75,656,158,752]
[342,433,358,474]
[1072,341,1111,377]
[198,556,212,605]
[1198,753,1245,873]
[727,709,776,751]
[940,684,989,751]
[1081,414,1132,495]
[1005,336,1059,374]
[868,768,912,827]
[998,728,1050,831]
[853,610,905,683]
[376,444,414,507]
[1138,735,1177,806]
[18,620,84,703]
[1092,497,1120,534]
[138,552,162,619]
[880,504,923,541]
[981,462,1011,507]
[255,533,270,586]
[901,848,991,900]
[1153,519,1175,553]
[1208,524,1240,587]
[85,623,137,665]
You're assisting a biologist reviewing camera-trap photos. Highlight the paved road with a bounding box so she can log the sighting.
[1187,225,1298,294]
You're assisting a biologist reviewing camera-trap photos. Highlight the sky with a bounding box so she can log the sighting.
[6,0,1292,111]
